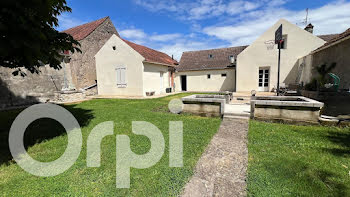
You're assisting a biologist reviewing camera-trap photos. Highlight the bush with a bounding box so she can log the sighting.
[304,78,318,91]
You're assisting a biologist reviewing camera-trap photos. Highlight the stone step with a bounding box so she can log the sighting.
[223,115,250,120]
[224,112,250,117]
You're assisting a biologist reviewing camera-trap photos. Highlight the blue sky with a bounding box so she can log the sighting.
[57,0,350,60]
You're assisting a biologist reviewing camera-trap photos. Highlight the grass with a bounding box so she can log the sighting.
[248,120,350,196]
[0,93,221,196]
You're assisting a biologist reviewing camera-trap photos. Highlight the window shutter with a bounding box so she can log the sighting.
[116,69,121,85]
[116,67,127,87]
[120,68,126,84]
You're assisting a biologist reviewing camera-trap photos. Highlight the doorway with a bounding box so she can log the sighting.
[181,75,187,91]
[258,68,269,92]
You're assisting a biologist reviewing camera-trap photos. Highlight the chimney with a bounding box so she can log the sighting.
[305,23,314,34]
[172,55,174,60]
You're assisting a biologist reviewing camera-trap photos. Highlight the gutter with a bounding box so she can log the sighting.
[176,67,235,72]
[143,60,177,67]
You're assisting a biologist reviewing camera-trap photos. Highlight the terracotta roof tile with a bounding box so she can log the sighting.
[316,28,350,51]
[122,39,178,66]
[63,17,109,41]
[317,34,340,42]
[177,46,247,71]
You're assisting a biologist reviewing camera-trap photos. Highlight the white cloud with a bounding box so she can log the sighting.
[133,0,264,20]
[203,0,350,46]
[118,28,193,59]
[57,14,86,31]
[158,41,225,61]
[119,29,147,40]
[128,0,350,60]
[150,33,182,42]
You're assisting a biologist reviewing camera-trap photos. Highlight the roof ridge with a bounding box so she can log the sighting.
[62,16,108,32]
[183,45,248,53]
[314,28,350,52]
[121,38,178,66]
[317,33,339,36]
[62,16,109,40]
[122,39,170,57]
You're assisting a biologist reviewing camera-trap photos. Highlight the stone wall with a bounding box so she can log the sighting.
[311,38,350,90]
[0,18,119,108]
[298,38,350,90]
[0,66,64,109]
[69,18,119,90]
[54,91,86,103]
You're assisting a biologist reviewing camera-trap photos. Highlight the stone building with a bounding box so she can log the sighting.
[298,28,350,90]
[0,17,119,108]
[63,16,119,91]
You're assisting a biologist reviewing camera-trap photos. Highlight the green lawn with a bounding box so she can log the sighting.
[0,93,221,196]
[248,120,350,196]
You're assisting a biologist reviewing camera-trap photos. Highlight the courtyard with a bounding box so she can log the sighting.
[0,93,349,196]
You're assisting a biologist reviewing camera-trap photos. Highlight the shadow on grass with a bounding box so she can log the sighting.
[0,104,94,165]
[324,130,350,157]
[250,158,348,196]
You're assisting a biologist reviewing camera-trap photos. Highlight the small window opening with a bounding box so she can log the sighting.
[208,54,213,58]
[221,73,227,77]
[112,46,116,50]
[207,74,211,79]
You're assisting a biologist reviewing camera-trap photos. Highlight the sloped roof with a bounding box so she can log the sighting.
[122,39,178,66]
[177,46,247,71]
[316,28,350,51]
[63,17,176,66]
[317,34,339,42]
[63,17,109,41]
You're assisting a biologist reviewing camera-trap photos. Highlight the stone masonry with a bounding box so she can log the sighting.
[0,17,119,108]
[69,18,119,90]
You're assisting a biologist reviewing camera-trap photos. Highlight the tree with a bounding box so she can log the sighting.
[0,0,81,76]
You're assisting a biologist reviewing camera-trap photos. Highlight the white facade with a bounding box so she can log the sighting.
[175,69,235,92]
[236,19,326,92]
[95,34,172,96]
[143,62,171,95]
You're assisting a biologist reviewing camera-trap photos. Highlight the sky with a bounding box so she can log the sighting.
[57,0,350,60]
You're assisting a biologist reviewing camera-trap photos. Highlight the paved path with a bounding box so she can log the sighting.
[182,119,249,197]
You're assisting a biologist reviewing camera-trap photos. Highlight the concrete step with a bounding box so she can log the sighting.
[223,115,250,120]
[224,112,250,117]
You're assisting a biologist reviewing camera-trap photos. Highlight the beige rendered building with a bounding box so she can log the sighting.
[95,34,178,97]
[236,19,327,92]
[175,46,247,92]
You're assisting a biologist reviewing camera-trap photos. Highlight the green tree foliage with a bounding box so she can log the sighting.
[0,0,81,76]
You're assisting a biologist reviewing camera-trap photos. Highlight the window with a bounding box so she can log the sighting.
[229,55,235,63]
[221,73,227,77]
[116,67,127,87]
[208,54,213,58]
[112,46,116,50]
[207,74,211,79]
[279,35,288,49]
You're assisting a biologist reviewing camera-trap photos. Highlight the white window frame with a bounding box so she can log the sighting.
[116,66,127,88]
